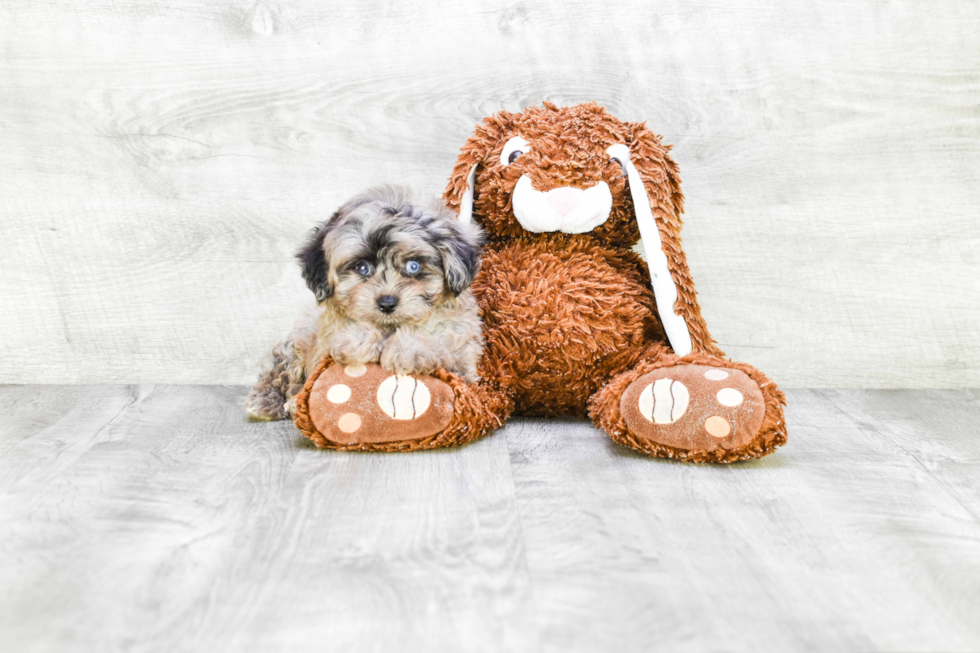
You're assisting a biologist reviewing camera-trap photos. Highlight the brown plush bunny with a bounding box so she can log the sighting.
[294,102,787,462]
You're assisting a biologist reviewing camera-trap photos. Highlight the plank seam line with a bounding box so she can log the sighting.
[816,390,980,527]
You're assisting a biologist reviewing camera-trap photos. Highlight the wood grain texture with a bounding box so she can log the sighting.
[0,385,535,653]
[0,0,978,386]
[507,393,980,651]
[1,386,979,652]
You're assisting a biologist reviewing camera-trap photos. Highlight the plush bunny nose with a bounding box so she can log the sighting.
[547,187,582,217]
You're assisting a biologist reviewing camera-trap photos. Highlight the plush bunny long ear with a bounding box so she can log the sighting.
[608,143,693,356]
[457,164,478,224]
[443,112,517,223]
[608,127,722,358]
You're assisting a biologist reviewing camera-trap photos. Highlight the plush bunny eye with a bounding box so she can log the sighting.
[610,156,627,178]
[403,259,421,276]
[354,261,374,277]
[500,136,531,167]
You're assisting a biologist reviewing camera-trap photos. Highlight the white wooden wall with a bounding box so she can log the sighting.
[1,0,978,387]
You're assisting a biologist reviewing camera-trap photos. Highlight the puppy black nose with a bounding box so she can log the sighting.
[377,295,399,313]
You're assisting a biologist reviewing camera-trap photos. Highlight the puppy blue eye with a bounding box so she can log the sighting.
[404,260,421,275]
[508,150,524,164]
[355,261,374,277]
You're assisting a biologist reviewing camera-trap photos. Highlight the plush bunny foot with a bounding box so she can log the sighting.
[590,357,787,463]
[293,357,512,451]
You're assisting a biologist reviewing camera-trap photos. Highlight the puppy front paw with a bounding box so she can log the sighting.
[327,327,384,366]
[380,333,440,377]
[283,395,298,418]
[457,364,480,384]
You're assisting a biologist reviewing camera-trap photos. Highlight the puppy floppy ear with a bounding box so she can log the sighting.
[296,215,336,303]
[443,111,518,224]
[429,216,483,296]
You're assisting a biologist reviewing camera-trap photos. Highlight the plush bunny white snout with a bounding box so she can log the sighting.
[548,187,581,216]
[511,176,613,234]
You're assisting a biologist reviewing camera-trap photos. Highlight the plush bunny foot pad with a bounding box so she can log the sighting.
[620,365,765,453]
[303,362,455,447]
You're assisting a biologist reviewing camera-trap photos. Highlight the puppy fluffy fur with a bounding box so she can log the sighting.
[246,185,484,421]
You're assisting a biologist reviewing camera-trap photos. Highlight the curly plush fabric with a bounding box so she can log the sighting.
[474,236,665,416]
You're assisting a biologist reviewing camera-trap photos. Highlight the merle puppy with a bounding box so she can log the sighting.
[246,185,484,421]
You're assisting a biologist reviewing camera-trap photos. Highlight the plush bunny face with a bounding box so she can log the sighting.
[475,104,636,245]
[445,102,697,357]
[444,102,682,248]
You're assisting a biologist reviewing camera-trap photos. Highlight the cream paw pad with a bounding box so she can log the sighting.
[620,364,765,452]
[306,363,455,446]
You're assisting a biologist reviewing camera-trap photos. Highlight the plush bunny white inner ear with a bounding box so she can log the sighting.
[458,164,478,224]
[607,143,693,357]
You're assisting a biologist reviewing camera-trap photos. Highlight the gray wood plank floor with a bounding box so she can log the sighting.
[1,386,978,652]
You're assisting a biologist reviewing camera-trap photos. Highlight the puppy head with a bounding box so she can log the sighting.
[297,185,482,327]
[442,101,684,249]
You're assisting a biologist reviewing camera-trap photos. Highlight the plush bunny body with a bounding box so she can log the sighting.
[474,236,662,416]
[294,103,787,462]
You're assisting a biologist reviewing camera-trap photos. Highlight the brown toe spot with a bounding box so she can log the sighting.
[344,364,367,378]
[704,416,731,438]
[716,388,743,407]
[327,384,351,404]
[337,413,361,433]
